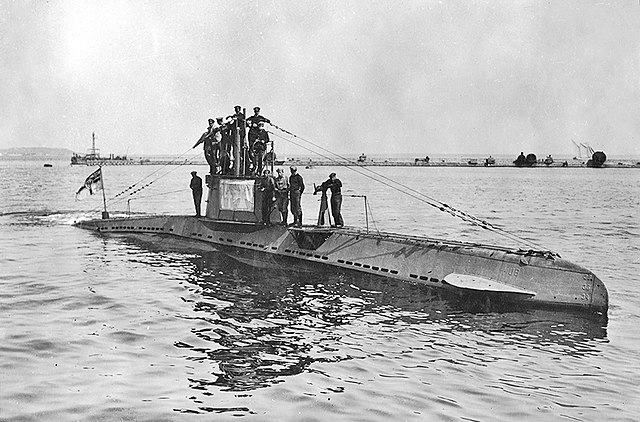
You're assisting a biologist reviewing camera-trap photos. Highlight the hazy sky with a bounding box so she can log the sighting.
[1,0,639,157]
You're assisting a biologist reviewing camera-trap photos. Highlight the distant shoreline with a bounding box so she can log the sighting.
[2,147,639,168]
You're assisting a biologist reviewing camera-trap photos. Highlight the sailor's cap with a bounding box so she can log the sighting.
[253,106,260,111]
[191,171,197,175]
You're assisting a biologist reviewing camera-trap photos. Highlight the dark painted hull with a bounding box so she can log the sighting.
[75,215,608,315]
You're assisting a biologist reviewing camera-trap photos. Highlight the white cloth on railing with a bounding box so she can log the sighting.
[219,179,254,211]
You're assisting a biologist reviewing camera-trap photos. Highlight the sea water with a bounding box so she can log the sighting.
[1,158,638,421]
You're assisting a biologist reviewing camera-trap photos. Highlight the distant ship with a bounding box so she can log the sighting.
[71,133,131,166]
[571,140,607,168]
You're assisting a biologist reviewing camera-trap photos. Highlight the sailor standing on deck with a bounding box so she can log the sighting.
[259,169,276,226]
[274,168,289,225]
[318,172,344,227]
[289,166,305,227]
[190,171,203,217]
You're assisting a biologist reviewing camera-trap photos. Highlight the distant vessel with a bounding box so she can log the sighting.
[71,133,131,166]
[357,153,367,163]
[571,141,607,168]
[75,110,608,315]
[484,156,495,166]
[514,152,537,167]
[414,156,430,165]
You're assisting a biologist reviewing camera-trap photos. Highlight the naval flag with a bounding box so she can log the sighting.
[76,168,103,197]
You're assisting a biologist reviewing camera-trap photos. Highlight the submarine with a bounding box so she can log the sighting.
[75,116,609,315]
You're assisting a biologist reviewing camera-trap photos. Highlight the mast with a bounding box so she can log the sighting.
[100,165,109,219]
[234,118,241,176]
[270,139,275,174]
[87,132,100,159]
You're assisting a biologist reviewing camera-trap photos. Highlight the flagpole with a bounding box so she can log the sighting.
[100,166,109,219]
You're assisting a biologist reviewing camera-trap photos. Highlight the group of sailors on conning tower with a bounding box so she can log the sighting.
[190,105,344,227]
[193,105,271,176]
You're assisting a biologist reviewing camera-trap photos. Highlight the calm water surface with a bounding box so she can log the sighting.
[1,159,638,421]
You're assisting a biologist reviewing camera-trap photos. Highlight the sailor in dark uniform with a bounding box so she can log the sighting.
[193,118,221,175]
[219,117,233,174]
[227,105,246,145]
[247,107,270,148]
[251,122,270,176]
[190,171,203,217]
[289,166,305,227]
[259,169,276,226]
[228,105,246,134]
[223,106,245,173]
[246,107,270,173]
[318,172,343,227]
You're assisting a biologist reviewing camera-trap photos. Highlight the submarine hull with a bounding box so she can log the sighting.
[76,215,608,315]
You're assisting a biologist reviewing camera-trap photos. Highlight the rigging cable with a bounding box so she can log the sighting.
[110,147,198,200]
[85,147,202,214]
[268,125,549,251]
[107,150,202,209]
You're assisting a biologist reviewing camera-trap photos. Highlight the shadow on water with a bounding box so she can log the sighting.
[103,235,609,414]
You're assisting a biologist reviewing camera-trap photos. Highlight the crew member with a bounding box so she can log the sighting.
[219,117,233,174]
[318,172,343,227]
[227,106,246,159]
[289,166,305,227]
[227,105,246,138]
[193,119,217,174]
[190,171,203,217]
[251,122,269,175]
[274,168,289,225]
[193,118,214,150]
[193,118,220,175]
[247,106,270,150]
[259,169,275,226]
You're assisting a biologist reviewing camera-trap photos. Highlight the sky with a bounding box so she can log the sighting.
[1,0,639,158]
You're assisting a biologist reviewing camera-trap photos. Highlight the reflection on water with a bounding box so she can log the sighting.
[119,235,608,409]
